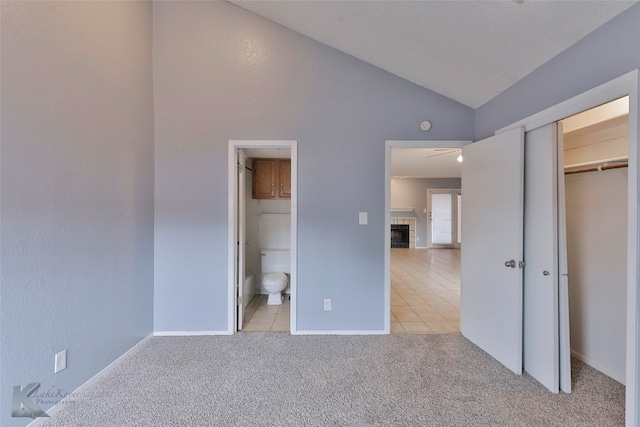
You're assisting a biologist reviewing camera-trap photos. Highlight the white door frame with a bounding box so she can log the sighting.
[385,140,471,334]
[426,188,461,248]
[497,69,638,426]
[227,140,298,334]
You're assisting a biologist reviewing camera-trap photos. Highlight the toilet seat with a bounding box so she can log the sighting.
[264,272,287,285]
[263,272,287,305]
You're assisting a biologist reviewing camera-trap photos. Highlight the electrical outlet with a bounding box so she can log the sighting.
[323,298,332,311]
[359,212,368,225]
[55,350,67,373]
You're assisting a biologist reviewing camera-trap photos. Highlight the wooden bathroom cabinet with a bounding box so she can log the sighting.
[252,158,291,199]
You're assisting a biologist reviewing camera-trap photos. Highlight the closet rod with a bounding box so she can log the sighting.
[565,162,628,175]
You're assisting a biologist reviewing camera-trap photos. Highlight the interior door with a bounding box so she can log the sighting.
[523,123,561,392]
[236,150,246,331]
[461,127,525,375]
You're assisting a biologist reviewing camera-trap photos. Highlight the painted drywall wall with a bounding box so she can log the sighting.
[1,2,154,425]
[565,169,627,383]
[390,178,462,247]
[153,1,474,332]
[475,2,640,139]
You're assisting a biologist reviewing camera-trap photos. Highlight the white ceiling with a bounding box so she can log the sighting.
[392,148,462,178]
[230,0,636,109]
[230,0,636,178]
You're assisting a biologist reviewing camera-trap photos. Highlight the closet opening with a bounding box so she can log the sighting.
[560,96,629,385]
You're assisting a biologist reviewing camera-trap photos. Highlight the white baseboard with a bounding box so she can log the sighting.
[28,333,154,426]
[292,329,388,335]
[570,349,625,385]
[153,330,232,336]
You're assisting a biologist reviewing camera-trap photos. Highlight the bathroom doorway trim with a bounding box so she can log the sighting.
[227,140,298,334]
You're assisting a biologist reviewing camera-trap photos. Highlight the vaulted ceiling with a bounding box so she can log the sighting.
[230,0,636,109]
[230,0,637,178]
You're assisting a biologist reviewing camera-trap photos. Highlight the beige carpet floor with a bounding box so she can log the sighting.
[41,333,625,426]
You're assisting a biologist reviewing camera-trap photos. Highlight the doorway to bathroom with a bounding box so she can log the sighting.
[228,140,298,334]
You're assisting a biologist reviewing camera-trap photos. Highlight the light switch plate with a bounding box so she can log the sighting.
[359,212,368,225]
[55,350,67,373]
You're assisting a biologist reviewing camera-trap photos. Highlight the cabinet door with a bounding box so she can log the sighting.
[252,159,276,199]
[278,159,291,198]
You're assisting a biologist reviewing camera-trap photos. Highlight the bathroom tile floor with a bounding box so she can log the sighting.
[242,248,459,334]
[391,248,460,334]
[242,294,290,332]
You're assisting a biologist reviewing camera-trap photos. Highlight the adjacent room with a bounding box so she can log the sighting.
[389,148,462,334]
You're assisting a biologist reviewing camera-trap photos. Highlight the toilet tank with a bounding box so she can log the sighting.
[261,250,290,274]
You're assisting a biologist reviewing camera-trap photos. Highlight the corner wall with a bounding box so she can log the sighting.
[152,1,474,333]
[0,2,154,425]
[475,3,640,140]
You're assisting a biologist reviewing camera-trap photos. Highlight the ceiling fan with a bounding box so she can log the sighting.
[425,148,461,160]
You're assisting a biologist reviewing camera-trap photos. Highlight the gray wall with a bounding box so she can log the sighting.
[390,178,461,247]
[1,2,154,425]
[475,3,640,140]
[152,1,474,332]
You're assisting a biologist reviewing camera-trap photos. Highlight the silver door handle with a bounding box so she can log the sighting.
[543,271,550,276]
[505,260,516,268]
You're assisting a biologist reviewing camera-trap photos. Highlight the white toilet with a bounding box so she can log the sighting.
[261,250,289,305]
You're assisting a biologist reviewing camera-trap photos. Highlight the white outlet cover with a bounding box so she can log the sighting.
[323,298,332,311]
[359,212,368,225]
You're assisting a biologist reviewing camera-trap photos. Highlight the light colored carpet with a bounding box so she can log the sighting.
[42,333,624,426]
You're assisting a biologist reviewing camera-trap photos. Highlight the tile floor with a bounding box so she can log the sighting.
[242,248,460,334]
[391,248,460,334]
[242,294,290,332]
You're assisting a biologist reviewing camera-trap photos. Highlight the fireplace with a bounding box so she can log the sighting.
[390,224,410,248]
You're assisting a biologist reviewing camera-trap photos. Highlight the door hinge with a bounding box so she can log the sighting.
[237,296,243,306]
[519,261,526,269]
[237,163,243,173]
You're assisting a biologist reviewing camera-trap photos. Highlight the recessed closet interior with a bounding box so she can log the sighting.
[560,96,629,384]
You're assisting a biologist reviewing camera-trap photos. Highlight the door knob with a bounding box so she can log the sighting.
[504,260,516,268]
[543,271,550,276]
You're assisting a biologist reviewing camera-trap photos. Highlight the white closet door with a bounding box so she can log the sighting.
[557,122,571,393]
[523,123,560,392]
[461,127,525,375]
